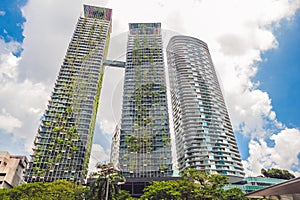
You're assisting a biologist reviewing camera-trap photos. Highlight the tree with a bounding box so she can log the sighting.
[89,174,126,200]
[0,180,87,200]
[115,190,134,200]
[180,168,230,199]
[141,181,181,200]
[224,188,249,200]
[261,168,295,180]
[89,174,107,200]
[88,163,126,200]
[45,180,88,200]
[140,168,250,200]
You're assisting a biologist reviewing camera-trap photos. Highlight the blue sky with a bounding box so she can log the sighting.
[0,0,299,176]
[0,0,26,56]
[255,12,300,129]
[235,11,300,160]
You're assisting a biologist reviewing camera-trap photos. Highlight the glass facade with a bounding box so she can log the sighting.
[25,5,112,184]
[118,23,173,178]
[224,177,286,193]
[167,35,245,180]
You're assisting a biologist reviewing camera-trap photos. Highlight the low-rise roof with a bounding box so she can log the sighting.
[246,177,300,198]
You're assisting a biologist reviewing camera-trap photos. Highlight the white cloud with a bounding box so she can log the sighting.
[88,144,110,173]
[243,128,300,177]
[0,39,21,83]
[0,11,5,16]
[19,0,82,84]
[0,0,299,175]
[101,0,300,140]
[0,79,49,150]
[99,119,115,135]
[97,67,124,135]
[228,89,275,137]
[103,0,300,175]
[0,37,49,153]
[0,109,22,132]
[0,53,19,81]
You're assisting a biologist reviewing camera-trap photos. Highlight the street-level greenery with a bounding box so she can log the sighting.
[0,180,88,200]
[0,178,129,200]
[1,168,278,199]
[141,168,249,200]
[88,173,126,200]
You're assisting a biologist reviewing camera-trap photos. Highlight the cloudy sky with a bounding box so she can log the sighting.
[0,0,300,176]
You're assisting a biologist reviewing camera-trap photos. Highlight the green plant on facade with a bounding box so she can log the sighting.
[159,165,168,172]
[45,121,51,127]
[124,32,172,175]
[27,17,111,183]
[125,135,140,152]
[56,137,64,144]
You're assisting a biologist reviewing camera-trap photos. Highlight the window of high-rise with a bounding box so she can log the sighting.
[167,35,245,182]
[25,5,112,184]
[113,23,173,178]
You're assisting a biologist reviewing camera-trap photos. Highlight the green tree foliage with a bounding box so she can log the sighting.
[115,190,135,200]
[140,168,249,200]
[0,174,128,200]
[0,169,264,200]
[0,180,88,200]
[88,173,126,200]
[223,188,248,200]
[261,168,295,180]
[142,181,181,200]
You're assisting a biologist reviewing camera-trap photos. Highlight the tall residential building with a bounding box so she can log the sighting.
[0,151,28,188]
[116,23,173,178]
[167,35,245,181]
[25,5,112,184]
[110,124,120,170]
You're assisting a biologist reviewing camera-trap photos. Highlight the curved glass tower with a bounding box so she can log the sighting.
[167,35,244,181]
[118,23,173,178]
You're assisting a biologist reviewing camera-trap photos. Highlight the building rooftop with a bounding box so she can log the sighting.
[246,177,300,199]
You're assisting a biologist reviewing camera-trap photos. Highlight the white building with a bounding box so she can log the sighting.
[167,35,245,182]
[0,151,28,188]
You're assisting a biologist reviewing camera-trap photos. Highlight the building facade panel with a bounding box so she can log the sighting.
[118,23,173,178]
[25,5,112,184]
[167,35,244,180]
[0,151,28,188]
[110,124,121,170]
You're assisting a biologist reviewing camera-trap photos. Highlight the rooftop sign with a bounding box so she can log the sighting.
[84,5,112,21]
[129,23,161,30]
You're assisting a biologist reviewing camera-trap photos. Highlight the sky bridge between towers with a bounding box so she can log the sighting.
[103,60,125,68]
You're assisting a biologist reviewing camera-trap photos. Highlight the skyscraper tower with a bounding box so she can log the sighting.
[25,5,112,184]
[167,35,245,181]
[116,23,173,178]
